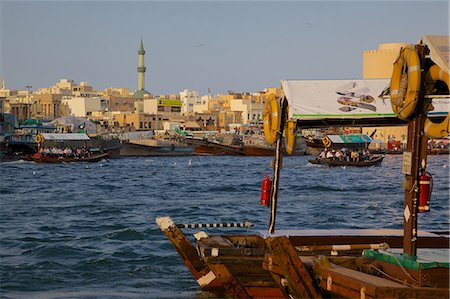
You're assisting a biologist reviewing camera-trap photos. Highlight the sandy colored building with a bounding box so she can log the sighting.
[109,95,135,112]
[363,42,409,145]
[103,111,162,131]
[32,94,62,119]
[363,43,410,79]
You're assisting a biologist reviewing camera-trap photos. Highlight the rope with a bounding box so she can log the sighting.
[177,221,253,229]
[382,245,420,286]
[368,265,415,287]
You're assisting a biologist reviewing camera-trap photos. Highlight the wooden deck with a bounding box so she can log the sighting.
[156,217,450,298]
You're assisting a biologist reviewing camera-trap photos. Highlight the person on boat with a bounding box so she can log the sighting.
[335,149,344,161]
[350,150,358,162]
[319,149,327,159]
[326,149,334,159]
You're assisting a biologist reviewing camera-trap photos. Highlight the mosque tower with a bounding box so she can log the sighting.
[132,38,150,99]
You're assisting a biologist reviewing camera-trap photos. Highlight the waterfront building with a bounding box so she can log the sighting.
[61,96,102,117]
[103,87,132,97]
[102,111,162,131]
[193,95,210,114]
[50,79,76,95]
[108,95,135,112]
[179,89,201,115]
[363,43,410,79]
[132,39,151,100]
[230,97,264,125]
[363,42,409,146]
[143,96,182,115]
[218,111,242,129]
[32,94,62,119]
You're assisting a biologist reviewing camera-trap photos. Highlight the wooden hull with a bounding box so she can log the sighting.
[24,153,108,163]
[194,143,245,156]
[157,217,450,298]
[309,155,384,167]
[243,145,275,156]
[119,141,194,156]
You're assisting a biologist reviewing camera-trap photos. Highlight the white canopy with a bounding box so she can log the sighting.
[41,133,90,141]
[421,35,449,73]
[282,79,393,120]
[282,79,449,121]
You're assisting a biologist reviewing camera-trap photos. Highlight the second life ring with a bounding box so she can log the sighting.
[35,134,44,144]
[264,94,280,145]
[284,119,297,155]
[423,64,449,139]
[322,136,331,148]
[390,46,421,120]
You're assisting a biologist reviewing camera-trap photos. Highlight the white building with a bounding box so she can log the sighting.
[230,98,264,125]
[193,95,210,114]
[179,89,201,114]
[143,98,159,114]
[62,96,102,117]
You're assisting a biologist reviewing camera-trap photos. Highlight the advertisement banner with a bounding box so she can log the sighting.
[281,79,449,120]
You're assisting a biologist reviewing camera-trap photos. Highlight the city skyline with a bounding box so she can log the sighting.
[1,1,449,95]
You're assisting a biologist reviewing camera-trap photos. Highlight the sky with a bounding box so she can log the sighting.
[1,1,449,95]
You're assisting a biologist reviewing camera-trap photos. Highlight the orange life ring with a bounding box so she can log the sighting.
[390,46,421,120]
[264,94,280,145]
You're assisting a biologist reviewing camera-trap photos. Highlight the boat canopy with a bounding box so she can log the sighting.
[41,133,90,141]
[326,134,372,144]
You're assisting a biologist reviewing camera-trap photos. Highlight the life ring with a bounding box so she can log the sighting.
[322,136,331,148]
[35,134,44,144]
[264,94,280,145]
[284,119,297,155]
[423,64,449,139]
[390,46,421,120]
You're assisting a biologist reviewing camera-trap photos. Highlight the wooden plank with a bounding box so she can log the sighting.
[288,235,449,249]
[265,236,322,298]
[156,217,222,290]
[207,263,251,298]
[245,287,286,298]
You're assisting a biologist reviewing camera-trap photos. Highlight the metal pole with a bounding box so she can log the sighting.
[268,97,288,234]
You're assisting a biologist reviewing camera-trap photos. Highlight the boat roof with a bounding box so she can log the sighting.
[327,134,372,144]
[41,133,90,141]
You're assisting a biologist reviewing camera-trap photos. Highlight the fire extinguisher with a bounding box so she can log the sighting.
[260,175,272,206]
[419,170,433,213]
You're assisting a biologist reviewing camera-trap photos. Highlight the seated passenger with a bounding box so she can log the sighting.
[319,150,326,159]
[335,150,343,161]
[326,150,334,159]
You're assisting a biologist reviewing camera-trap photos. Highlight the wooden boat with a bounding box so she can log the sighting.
[157,218,449,298]
[194,141,245,156]
[308,155,384,167]
[119,140,194,156]
[243,145,275,156]
[23,152,108,163]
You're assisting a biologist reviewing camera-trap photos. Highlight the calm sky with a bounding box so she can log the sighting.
[1,1,449,95]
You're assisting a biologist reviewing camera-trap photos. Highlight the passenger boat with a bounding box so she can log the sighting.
[308,155,384,167]
[156,38,450,298]
[23,152,108,163]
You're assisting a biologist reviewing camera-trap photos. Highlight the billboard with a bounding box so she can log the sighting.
[281,79,449,120]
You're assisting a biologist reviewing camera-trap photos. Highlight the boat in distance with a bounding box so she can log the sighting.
[308,155,384,167]
[23,152,108,163]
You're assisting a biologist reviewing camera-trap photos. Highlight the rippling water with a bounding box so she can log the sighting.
[1,155,449,298]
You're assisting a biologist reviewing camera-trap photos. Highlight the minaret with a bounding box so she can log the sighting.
[137,38,146,91]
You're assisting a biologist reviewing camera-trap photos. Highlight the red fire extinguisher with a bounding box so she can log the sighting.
[260,175,272,206]
[419,171,433,213]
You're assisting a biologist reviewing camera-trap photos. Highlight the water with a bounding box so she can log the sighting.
[1,155,449,298]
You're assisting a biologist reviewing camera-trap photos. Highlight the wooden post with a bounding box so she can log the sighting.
[268,98,288,234]
[403,45,429,257]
